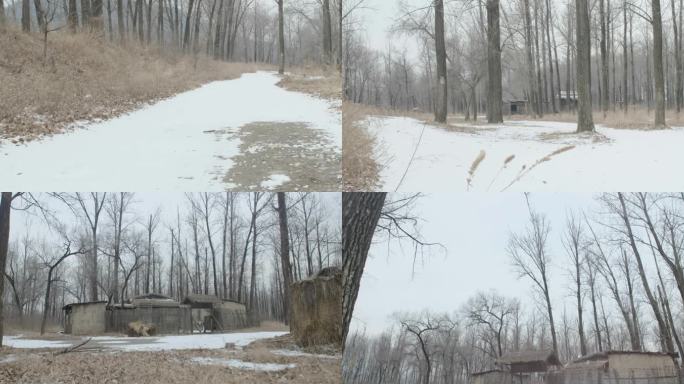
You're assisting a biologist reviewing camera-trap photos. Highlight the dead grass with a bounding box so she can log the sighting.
[0,333,340,384]
[276,64,341,100]
[342,102,383,191]
[508,108,684,130]
[0,26,269,142]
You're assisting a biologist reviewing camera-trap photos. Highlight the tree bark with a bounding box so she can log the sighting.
[575,0,595,132]
[276,193,292,324]
[277,0,285,74]
[434,0,448,123]
[652,0,667,127]
[21,0,30,32]
[322,0,332,64]
[341,192,386,345]
[0,193,12,347]
[486,0,503,123]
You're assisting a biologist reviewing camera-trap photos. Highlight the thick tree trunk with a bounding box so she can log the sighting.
[182,0,195,50]
[278,0,285,74]
[341,192,386,345]
[322,0,332,64]
[276,193,292,324]
[523,0,538,117]
[652,0,667,127]
[486,0,503,123]
[0,193,12,347]
[21,0,30,31]
[434,0,448,123]
[68,0,78,31]
[117,0,124,40]
[599,0,609,116]
[575,0,595,132]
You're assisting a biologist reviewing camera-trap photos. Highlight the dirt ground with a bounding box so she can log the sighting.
[215,121,341,191]
[0,334,341,384]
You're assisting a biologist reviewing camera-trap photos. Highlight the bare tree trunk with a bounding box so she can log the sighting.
[486,0,503,123]
[21,0,30,31]
[322,0,332,64]
[277,0,285,74]
[277,193,292,324]
[0,193,12,347]
[652,0,667,127]
[599,0,609,116]
[434,0,448,123]
[342,192,387,345]
[576,0,595,132]
[182,0,195,50]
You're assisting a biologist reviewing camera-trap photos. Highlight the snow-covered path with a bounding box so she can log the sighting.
[0,71,341,191]
[365,116,684,192]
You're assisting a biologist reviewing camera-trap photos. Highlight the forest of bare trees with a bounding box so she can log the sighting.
[343,193,684,384]
[0,192,341,343]
[0,0,344,69]
[345,0,681,129]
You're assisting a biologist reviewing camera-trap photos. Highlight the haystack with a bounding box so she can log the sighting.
[127,321,157,337]
[290,267,342,347]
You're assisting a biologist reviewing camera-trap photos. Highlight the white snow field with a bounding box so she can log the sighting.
[5,332,288,351]
[364,116,684,192]
[0,71,340,191]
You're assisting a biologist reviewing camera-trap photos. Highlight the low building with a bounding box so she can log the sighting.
[563,351,679,380]
[290,267,342,347]
[503,99,528,115]
[471,369,512,384]
[181,294,248,332]
[107,294,192,334]
[495,350,562,384]
[64,293,245,335]
[63,301,107,335]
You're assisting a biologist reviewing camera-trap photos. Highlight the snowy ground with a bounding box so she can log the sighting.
[0,71,341,191]
[3,331,288,351]
[364,116,684,191]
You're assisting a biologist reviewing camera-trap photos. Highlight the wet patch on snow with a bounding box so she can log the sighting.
[189,356,296,372]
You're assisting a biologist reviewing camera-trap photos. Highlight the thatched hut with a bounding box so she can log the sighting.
[290,267,342,347]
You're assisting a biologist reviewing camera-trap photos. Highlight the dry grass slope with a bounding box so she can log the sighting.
[0,26,268,141]
[342,103,383,191]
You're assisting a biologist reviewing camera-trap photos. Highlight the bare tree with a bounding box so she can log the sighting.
[507,195,558,355]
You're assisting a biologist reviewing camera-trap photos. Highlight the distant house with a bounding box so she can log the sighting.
[563,351,679,380]
[559,91,577,110]
[471,369,511,384]
[503,99,528,116]
[63,301,107,335]
[494,350,562,384]
[181,294,248,332]
[63,293,247,335]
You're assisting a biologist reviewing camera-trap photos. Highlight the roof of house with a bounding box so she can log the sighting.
[182,294,223,305]
[134,293,173,300]
[497,350,561,366]
[471,369,504,377]
[62,301,107,310]
[572,350,679,364]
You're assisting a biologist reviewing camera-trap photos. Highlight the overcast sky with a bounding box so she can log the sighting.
[352,192,610,335]
[352,0,423,58]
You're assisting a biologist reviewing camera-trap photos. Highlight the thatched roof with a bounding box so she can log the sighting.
[497,350,561,366]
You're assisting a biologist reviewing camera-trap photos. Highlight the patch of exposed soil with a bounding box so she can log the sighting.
[217,121,341,191]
